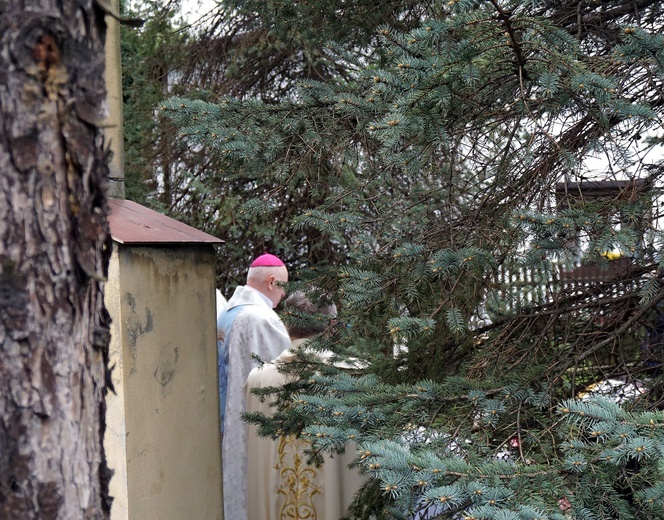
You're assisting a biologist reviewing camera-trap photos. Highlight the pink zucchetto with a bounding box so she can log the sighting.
[250,253,285,267]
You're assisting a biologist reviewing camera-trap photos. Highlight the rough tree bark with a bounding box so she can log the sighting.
[0,1,112,518]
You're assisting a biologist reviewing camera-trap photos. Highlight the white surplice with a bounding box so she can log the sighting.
[218,285,291,520]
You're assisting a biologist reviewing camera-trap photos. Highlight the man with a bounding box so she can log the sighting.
[245,291,364,520]
[218,253,291,520]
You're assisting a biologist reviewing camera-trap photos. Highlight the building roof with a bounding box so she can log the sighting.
[108,199,223,245]
[555,179,651,208]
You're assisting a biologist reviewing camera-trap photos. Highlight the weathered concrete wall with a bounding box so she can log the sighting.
[105,247,129,518]
[104,244,223,520]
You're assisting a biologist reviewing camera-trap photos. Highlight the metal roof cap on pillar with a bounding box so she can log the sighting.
[107,199,223,245]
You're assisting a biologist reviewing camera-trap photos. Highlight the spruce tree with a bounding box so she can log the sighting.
[120,0,191,206]
[121,0,359,289]
[165,1,664,518]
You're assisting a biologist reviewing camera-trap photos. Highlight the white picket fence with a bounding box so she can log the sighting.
[472,258,640,326]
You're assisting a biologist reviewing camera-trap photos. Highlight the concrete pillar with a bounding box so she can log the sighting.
[104,200,224,520]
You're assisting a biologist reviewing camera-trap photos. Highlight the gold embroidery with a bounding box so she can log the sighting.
[276,435,320,519]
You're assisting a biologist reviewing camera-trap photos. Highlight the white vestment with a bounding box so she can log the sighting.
[245,340,364,520]
[218,285,291,520]
[216,288,228,320]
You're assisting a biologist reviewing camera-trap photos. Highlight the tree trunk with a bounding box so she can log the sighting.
[0,1,112,518]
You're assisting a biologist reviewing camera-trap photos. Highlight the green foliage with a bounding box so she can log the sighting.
[120,0,190,205]
[161,0,664,517]
[121,1,357,290]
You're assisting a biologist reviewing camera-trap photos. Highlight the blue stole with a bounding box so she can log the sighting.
[217,305,246,433]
